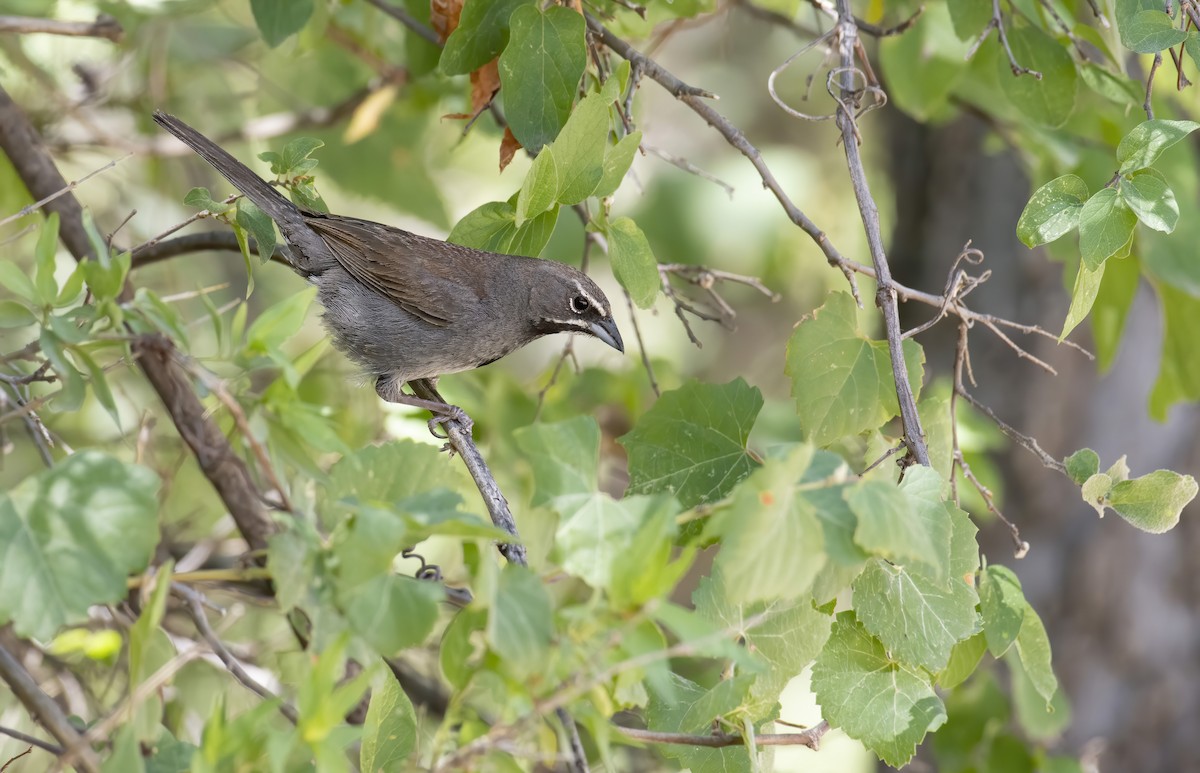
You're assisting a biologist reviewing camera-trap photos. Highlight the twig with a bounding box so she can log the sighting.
[952,321,1029,557]
[0,726,62,756]
[625,291,660,397]
[534,339,577,419]
[1036,0,1092,62]
[0,14,123,41]
[803,0,924,37]
[131,230,284,269]
[616,720,829,749]
[0,645,99,772]
[1144,52,1162,120]
[991,0,1042,78]
[175,355,294,513]
[863,442,906,474]
[175,584,299,724]
[830,1,930,466]
[0,153,130,230]
[956,387,1066,475]
[642,143,735,197]
[407,379,527,566]
[364,0,440,45]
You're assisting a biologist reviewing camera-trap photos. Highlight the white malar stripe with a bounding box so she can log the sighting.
[543,317,591,329]
[571,279,607,318]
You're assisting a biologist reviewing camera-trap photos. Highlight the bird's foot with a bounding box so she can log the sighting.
[427,404,473,439]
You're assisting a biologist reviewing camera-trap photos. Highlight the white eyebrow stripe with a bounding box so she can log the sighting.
[571,279,607,318]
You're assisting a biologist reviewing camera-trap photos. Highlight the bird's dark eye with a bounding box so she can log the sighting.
[570,295,590,314]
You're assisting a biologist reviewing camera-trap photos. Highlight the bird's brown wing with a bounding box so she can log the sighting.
[305,215,488,327]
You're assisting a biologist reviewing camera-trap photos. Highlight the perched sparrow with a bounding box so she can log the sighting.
[152,112,623,429]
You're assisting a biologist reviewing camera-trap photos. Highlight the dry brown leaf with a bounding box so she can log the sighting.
[470,58,501,117]
[430,0,462,42]
[499,127,521,171]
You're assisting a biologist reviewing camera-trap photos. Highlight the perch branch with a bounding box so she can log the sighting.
[0,644,99,772]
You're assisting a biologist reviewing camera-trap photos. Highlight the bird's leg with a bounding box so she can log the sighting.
[375,375,474,437]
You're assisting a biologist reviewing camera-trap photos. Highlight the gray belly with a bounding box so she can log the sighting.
[313,269,527,382]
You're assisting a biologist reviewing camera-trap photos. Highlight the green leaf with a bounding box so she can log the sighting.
[979,564,1026,657]
[1079,63,1142,105]
[1107,469,1198,533]
[785,291,925,446]
[595,130,641,198]
[129,563,174,743]
[847,466,952,579]
[811,612,947,767]
[1016,174,1089,248]
[853,558,980,671]
[515,147,559,226]
[440,0,533,74]
[1119,168,1178,233]
[320,440,472,524]
[39,329,86,410]
[280,137,325,175]
[557,493,658,589]
[1091,251,1139,371]
[878,3,967,120]
[35,212,60,304]
[513,416,599,508]
[244,286,316,354]
[0,452,159,639]
[361,669,417,773]
[606,216,659,308]
[0,300,36,328]
[0,260,38,302]
[550,88,615,205]
[619,378,763,508]
[995,23,1078,128]
[338,574,442,656]
[235,199,277,262]
[1063,448,1100,485]
[487,565,553,676]
[1061,260,1105,340]
[250,0,313,47]
[947,0,991,40]
[1117,119,1200,173]
[610,497,692,608]
[1009,650,1072,740]
[447,200,558,257]
[937,632,987,690]
[498,5,587,154]
[74,347,119,425]
[1012,602,1057,708]
[1149,283,1200,419]
[696,578,832,712]
[1078,189,1137,270]
[646,675,753,773]
[711,445,826,604]
[183,186,231,213]
[1118,9,1188,53]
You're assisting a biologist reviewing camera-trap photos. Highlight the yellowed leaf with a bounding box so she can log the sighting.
[342,85,398,144]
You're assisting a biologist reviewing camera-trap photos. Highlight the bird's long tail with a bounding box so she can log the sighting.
[152,111,330,272]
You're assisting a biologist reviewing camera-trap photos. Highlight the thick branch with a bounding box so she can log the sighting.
[0,643,99,772]
[0,84,276,553]
[0,14,122,41]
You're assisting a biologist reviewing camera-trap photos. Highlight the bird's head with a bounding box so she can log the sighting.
[527,263,624,353]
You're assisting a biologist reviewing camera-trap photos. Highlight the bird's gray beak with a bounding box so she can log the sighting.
[588,317,624,353]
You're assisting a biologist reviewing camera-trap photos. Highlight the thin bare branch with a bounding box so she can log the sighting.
[625,291,661,398]
[0,644,99,772]
[642,144,735,197]
[617,720,830,749]
[0,153,130,230]
[175,584,299,724]
[0,14,122,41]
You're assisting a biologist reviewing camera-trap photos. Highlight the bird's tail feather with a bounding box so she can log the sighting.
[152,111,332,272]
